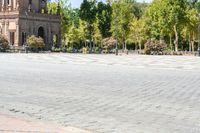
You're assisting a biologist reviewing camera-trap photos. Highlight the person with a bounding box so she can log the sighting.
[23,42,28,54]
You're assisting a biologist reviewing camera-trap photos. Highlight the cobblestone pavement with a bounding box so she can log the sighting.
[0,54,200,133]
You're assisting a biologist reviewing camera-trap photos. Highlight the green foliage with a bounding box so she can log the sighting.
[48,2,58,14]
[66,20,87,47]
[0,36,9,52]
[80,0,97,50]
[182,7,198,51]
[145,0,169,38]
[80,0,97,24]
[27,35,45,52]
[97,2,112,38]
[128,18,146,50]
[93,21,102,46]
[51,47,61,52]
[48,0,70,41]
[144,0,189,52]
[69,8,80,27]
[66,46,74,53]
[48,0,200,53]
[111,0,140,48]
[92,47,101,54]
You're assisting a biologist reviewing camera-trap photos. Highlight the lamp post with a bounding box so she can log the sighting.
[190,0,200,56]
[198,13,200,56]
[115,15,118,56]
[24,11,28,53]
[115,0,119,56]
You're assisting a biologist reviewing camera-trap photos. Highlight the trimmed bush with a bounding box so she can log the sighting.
[102,37,116,53]
[92,47,101,54]
[82,47,89,54]
[144,39,166,55]
[0,36,9,52]
[27,35,45,52]
[51,47,61,52]
[66,46,73,53]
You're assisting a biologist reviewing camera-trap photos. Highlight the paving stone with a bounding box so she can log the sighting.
[0,54,200,133]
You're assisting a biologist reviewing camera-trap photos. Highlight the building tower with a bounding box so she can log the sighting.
[0,0,61,49]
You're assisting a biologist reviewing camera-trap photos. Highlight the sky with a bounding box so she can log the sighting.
[69,0,152,8]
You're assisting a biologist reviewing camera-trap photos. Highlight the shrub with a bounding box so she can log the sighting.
[51,47,61,52]
[92,47,101,54]
[61,44,67,52]
[102,37,116,53]
[0,36,9,52]
[82,47,89,54]
[144,39,166,55]
[66,46,73,53]
[27,35,45,52]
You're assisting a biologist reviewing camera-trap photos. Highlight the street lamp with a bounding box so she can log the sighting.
[192,0,200,56]
[198,13,200,56]
[115,0,119,56]
[24,11,28,53]
[115,15,118,56]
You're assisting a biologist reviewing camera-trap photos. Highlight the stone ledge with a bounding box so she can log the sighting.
[0,113,91,133]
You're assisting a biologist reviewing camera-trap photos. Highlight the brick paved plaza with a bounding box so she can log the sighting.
[0,54,200,133]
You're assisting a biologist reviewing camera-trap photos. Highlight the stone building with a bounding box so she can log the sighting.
[0,0,61,50]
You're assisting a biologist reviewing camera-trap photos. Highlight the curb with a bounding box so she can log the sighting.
[0,113,91,133]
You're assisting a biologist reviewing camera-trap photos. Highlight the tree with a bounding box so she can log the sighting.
[111,0,135,50]
[145,0,187,52]
[48,0,71,42]
[129,18,146,51]
[69,8,80,28]
[0,36,9,52]
[93,21,102,48]
[66,20,88,50]
[97,2,112,38]
[80,0,97,52]
[185,0,200,51]
[145,0,169,40]
[182,8,198,51]
[167,0,187,52]
[77,20,88,47]
[48,0,200,53]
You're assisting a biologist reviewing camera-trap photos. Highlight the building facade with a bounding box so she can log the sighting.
[0,0,61,50]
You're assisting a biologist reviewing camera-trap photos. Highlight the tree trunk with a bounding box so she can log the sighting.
[124,40,127,50]
[122,44,124,50]
[189,33,191,52]
[169,33,172,51]
[189,32,195,52]
[87,23,92,53]
[89,29,92,52]
[100,37,103,48]
[135,43,138,50]
[139,40,142,51]
[173,25,179,52]
[191,32,195,52]
[124,39,128,55]
[160,33,164,44]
